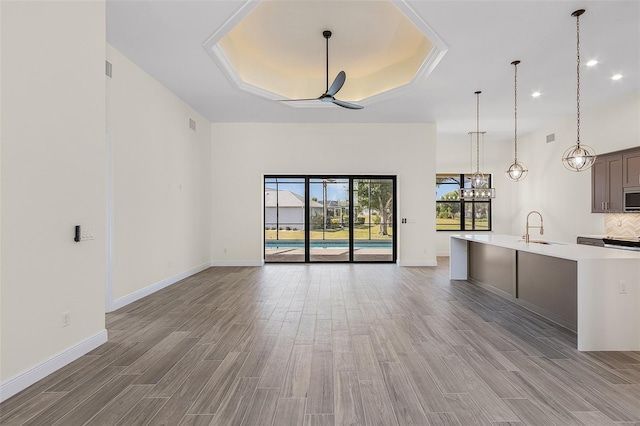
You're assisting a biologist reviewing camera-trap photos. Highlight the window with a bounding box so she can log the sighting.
[436,173,492,231]
[264,175,396,263]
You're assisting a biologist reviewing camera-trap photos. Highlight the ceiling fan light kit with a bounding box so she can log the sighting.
[279,30,363,110]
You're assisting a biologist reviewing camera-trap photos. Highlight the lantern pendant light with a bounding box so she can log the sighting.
[562,9,597,172]
[462,91,495,200]
[506,60,528,181]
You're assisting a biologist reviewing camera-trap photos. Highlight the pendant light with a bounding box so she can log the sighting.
[462,91,495,200]
[562,9,597,172]
[505,60,528,181]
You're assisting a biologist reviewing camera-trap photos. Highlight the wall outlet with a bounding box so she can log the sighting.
[618,280,627,294]
[62,311,71,327]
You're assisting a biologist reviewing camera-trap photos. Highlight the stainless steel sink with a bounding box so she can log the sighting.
[517,240,565,245]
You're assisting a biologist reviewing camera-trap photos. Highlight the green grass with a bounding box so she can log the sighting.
[437,218,489,231]
[436,218,459,231]
[265,226,392,240]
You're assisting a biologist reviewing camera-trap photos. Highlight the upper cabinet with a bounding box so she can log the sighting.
[592,146,640,213]
[623,150,640,187]
[592,154,623,213]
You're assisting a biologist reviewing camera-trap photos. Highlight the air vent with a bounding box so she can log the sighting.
[189,119,197,131]
[105,61,112,78]
[546,133,555,143]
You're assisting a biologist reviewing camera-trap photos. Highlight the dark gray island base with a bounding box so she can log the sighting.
[468,241,577,332]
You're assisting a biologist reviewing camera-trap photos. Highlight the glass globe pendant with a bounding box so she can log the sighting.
[506,60,528,181]
[471,171,486,188]
[506,161,527,180]
[562,144,596,171]
[562,9,597,172]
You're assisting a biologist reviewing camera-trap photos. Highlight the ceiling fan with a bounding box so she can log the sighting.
[279,30,363,110]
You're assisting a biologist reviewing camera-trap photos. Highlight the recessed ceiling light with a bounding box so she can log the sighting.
[532,91,541,98]
[586,60,598,67]
[612,74,623,80]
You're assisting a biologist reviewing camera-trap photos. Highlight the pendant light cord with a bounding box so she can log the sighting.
[576,13,581,146]
[476,92,480,173]
[514,62,518,161]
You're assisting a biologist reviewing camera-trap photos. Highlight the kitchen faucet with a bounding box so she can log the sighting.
[525,211,544,243]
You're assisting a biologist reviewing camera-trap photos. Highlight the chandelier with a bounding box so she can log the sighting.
[462,91,495,200]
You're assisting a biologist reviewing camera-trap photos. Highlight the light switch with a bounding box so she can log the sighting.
[80,227,95,241]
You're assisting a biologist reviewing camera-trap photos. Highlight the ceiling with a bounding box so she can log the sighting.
[106,1,640,140]
[211,1,440,102]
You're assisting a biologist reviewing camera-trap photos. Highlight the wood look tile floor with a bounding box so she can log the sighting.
[2,259,640,425]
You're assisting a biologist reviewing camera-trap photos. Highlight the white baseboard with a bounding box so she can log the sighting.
[0,329,108,403]
[110,262,210,312]
[210,260,263,267]
[398,259,438,267]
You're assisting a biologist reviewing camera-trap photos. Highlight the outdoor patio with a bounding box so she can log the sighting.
[265,247,393,262]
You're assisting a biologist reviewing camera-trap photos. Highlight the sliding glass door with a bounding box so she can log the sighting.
[309,178,350,262]
[264,176,396,263]
[264,177,306,262]
[353,178,394,262]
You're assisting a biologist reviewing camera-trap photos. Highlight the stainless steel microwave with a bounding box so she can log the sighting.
[624,187,640,211]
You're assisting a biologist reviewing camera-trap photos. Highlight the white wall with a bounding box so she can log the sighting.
[106,46,212,307]
[435,136,515,255]
[1,0,106,393]
[211,123,437,266]
[511,91,640,242]
[435,91,640,254]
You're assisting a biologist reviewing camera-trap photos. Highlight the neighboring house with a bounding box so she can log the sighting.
[264,189,322,230]
[325,200,348,225]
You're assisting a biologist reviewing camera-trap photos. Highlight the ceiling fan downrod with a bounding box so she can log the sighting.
[323,30,331,93]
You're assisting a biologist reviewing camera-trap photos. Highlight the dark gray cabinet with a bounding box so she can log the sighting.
[591,154,623,213]
[592,147,640,213]
[623,150,640,188]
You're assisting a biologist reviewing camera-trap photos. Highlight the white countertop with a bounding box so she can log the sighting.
[451,234,640,261]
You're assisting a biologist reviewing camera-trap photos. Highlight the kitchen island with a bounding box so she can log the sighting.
[450,234,640,351]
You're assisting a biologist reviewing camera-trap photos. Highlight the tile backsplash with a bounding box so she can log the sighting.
[605,213,640,238]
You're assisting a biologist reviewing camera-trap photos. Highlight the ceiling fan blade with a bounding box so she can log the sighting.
[326,71,346,97]
[277,98,320,102]
[332,98,364,110]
